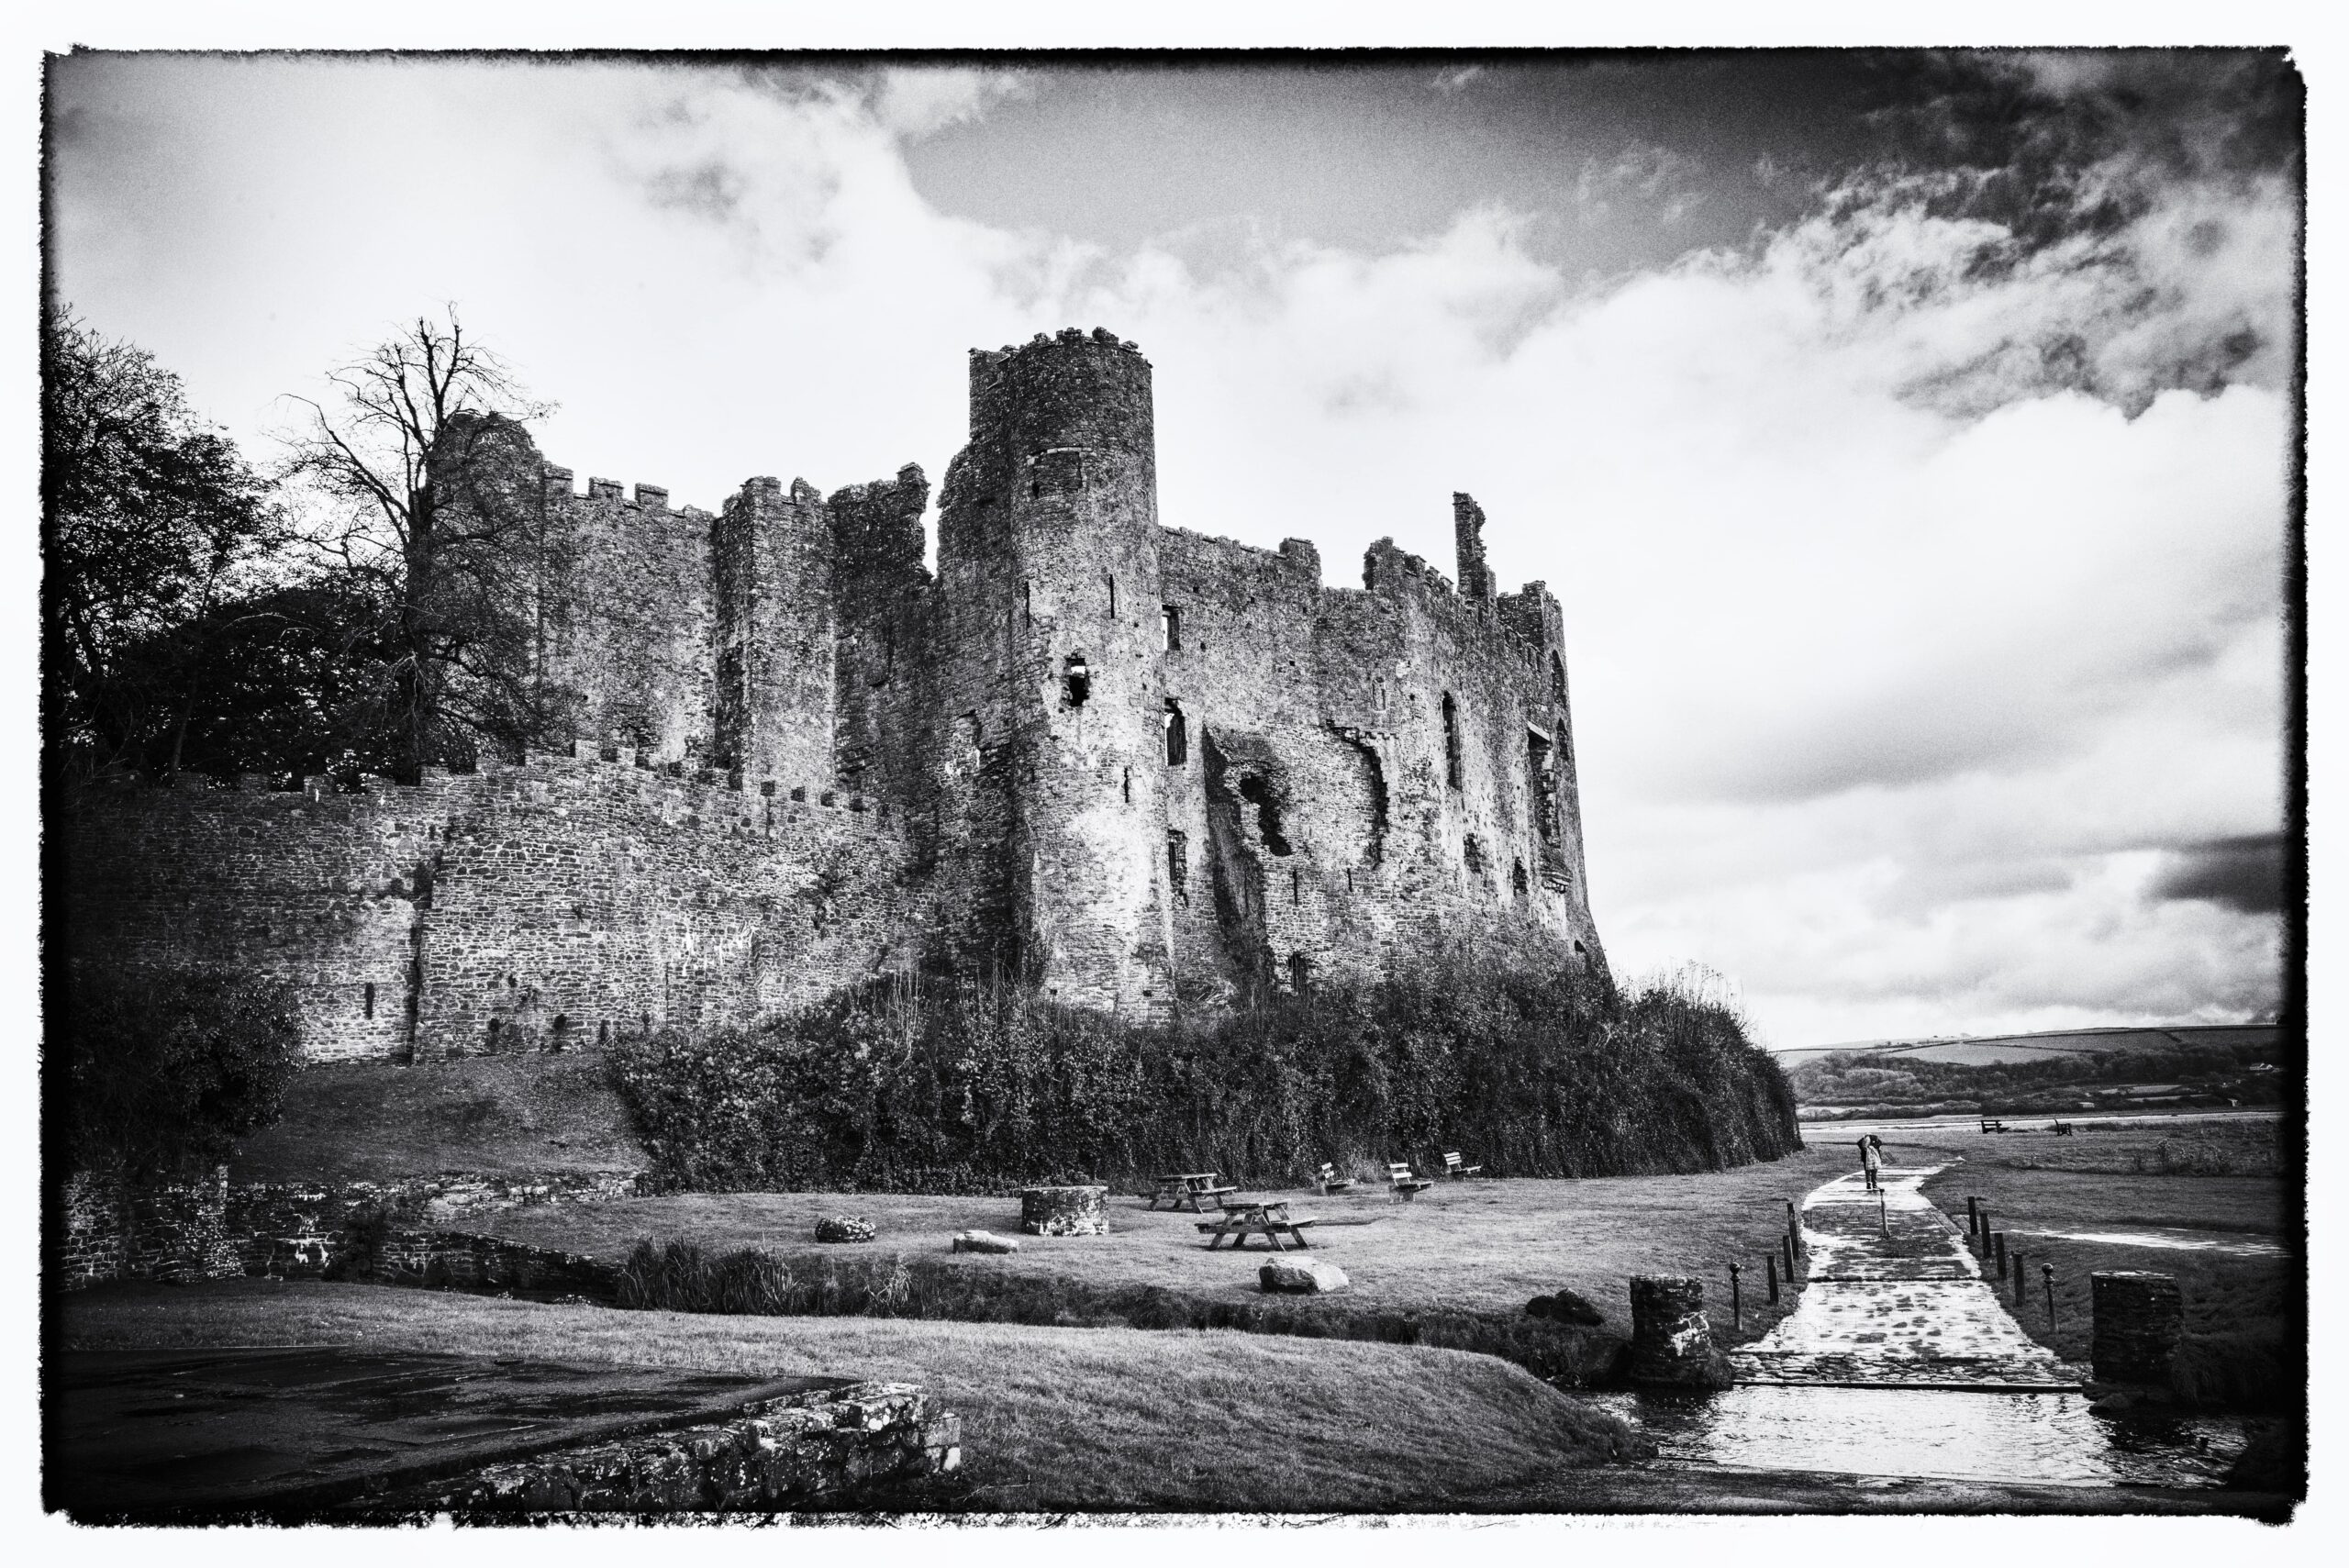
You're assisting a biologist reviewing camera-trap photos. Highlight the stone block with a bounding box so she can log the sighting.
[1628,1275,1734,1389]
[2091,1270,2185,1387]
[1260,1258,1350,1294]
[1019,1184,1108,1236]
[950,1229,1019,1254]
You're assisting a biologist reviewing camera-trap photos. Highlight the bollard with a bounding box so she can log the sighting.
[1766,1253,1779,1304]
[2090,1272,2183,1386]
[1994,1233,2008,1280]
[1730,1263,1742,1332]
[1967,1196,1980,1236]
[1877,1190,1888,1238]
[2014,1251,2029,1306]
[2043,1263,2057,1326]
[1627,1276,1733,1388]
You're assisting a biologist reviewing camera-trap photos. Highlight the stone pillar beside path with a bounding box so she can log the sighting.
[1019,1184,1109,1237]
[1628,1275,1735,1389]
[2090,1271,2184,1387]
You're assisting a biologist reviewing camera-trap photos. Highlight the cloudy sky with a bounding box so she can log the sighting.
[46,50,2299,1048]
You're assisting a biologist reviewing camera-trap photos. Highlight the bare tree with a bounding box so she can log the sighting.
[281,312,572,782]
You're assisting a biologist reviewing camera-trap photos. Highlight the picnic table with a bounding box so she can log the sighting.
[1196,1197,1319,1251]
[1148,1172,1237,1212]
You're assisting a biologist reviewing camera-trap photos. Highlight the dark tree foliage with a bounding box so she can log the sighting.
[63,968,302,1182]
[42,308,280,783]
[607,954,1802,1194]
[282,312,574,783]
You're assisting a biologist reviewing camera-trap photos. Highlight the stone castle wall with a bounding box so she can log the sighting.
[62,327,1607,1057]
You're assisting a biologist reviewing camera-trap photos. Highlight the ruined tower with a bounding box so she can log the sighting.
[937,328,1174,1012]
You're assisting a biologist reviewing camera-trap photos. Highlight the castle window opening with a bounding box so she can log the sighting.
[1288,952,1312,999]
[507,974,518,989]
[1527,728,1559,846]
[1442,693,1463,790]
[1290,868,1301,905]
[597,1020,610,1047]
[1063,653,1092,708]
[1108,575,1119,617]
[1512,859,1529,897]
[1022,581,1032,627]
[1551,651,1567,705]
[363,983,375,1018]
[486,1018,502,1047]
[1464,833,1486,878]
[1162,606,1182,651]
[551,1014,571,1047]
[1166,829,1188,897]
[1163,700,1187,765]
[1237,774,1291,855]
[1122,765,1131,804]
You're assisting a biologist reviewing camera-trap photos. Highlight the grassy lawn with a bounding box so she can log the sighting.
[56,1279,1636,1512]
[457,1145,1851,1346]
[1898,1118,2295,1409]
[233,1050,641,1182]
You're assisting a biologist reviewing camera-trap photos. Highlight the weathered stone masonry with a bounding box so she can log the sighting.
[66,328,1605,1057]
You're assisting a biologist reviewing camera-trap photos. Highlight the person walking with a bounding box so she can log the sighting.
[1859,1133,1884,1193]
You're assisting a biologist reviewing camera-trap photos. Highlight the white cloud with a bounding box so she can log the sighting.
[49,59,2292,1045]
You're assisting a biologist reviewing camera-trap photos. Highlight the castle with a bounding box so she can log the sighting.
[66,328,1605,1061]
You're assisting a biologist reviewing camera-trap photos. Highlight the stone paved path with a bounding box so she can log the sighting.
[1731,1165,2087,1391]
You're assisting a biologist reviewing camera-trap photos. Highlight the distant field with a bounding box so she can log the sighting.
[1775,1024,2277,1072]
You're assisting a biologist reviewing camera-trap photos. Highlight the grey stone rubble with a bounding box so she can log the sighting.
[950,1229,1019,1254]
[1020,1184,1109,1236]
[1259,1258,1349,1294]
[815,1216,877,1243]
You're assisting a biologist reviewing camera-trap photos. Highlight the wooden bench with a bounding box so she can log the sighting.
[1315,1162,1356,1195]
[1387,1162,1434,1199]
[1148,1173,1238,1212]
[1979,1118,2008,1134]
[1442,1151,1484,1179]
[2050,1119,2075,1137]
[1197,1198,1319,1251]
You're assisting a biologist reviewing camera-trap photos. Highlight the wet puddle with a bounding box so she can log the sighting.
[1586,1385,2252,1487]
[2009,1226,2287,1257]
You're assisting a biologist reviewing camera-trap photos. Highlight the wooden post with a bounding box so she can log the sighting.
[2043,1263,2057,1326]
[1967,1195,1980,1236]
[1765,1253,1779,1303]
[1787,1199,1803,1254]
[2014,1251,2028,1305]
[1994,1233,2008,1280]
[1730,1262,1742,1331]
[1976,1209,1990,1257]
[1782,1230,1797,1279]
[1877,1190,1888,1238]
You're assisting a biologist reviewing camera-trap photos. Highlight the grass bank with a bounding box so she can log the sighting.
[57,1279,1640,1512]
[232,1048,641,1182]
[460,1147,1852,1358]
[1902,1118,2294,1411]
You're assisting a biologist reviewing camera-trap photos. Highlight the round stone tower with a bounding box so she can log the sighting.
[935,328,1174,1014]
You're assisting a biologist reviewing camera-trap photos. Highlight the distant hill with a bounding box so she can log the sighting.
[1777,1022,2284,1120]
[1773,1023,2277,1072]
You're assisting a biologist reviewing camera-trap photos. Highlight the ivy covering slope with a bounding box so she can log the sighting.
[607,956,1800,1193]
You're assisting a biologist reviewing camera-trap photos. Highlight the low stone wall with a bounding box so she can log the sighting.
[357,1229,622,1302]
[56,1167,649,1289]
[380,1382,960,1513]
[57,1169,241,1286]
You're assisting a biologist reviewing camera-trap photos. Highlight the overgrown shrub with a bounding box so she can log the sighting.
[62,965,301,1180]
[607,951,1800,1193]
